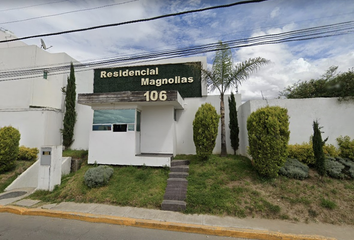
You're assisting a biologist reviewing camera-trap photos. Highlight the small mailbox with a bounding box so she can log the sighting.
[40,147,52,165]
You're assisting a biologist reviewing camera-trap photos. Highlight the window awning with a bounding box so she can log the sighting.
[78,90,184,109]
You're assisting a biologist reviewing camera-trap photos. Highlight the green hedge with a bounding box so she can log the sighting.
[247,106,290,178]
[288,142,339,166]
[0,126,21,173]
[336,136,354,160]
[193,103,219,161]
[18,146,39,161]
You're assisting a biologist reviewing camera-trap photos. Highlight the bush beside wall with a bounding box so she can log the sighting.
[193,103,219,161]
[18,146,39,161]
[288,142,315,165]
[336,136,354,160]
[247,106,290,178]
[0,126,21,173]
[288,142,339,166]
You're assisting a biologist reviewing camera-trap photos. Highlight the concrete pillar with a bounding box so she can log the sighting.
[37,145,62,191]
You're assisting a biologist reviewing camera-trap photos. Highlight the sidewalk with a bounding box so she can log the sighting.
[0,189,353,240]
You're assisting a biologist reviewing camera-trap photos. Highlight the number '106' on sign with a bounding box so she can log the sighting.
[144,91,167,101]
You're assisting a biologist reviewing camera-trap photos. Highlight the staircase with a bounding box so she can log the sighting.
[161,160,189,211]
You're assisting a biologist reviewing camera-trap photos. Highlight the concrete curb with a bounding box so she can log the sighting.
[0,205,336,240]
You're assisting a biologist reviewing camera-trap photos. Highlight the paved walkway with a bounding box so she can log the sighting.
[0,188,353,240]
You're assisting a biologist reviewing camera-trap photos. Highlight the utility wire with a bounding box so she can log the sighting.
[1,20,353,81]
[2,21,353,76]
[0,0,268,43]
[0,0,139,25]
[0,0,68,12]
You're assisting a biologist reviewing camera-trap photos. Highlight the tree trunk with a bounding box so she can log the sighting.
[220,93,227,157]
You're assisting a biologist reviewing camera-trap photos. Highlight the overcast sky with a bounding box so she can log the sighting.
[1,0,354,101]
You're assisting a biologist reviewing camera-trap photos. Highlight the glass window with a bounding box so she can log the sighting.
[92,125,111,131]
[113,124,127,132]
[93,109,135,124]
[128,124,135,131]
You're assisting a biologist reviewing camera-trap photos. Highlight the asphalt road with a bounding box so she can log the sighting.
[0,213,244,240]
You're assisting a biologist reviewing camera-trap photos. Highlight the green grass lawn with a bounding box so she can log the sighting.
[174,154,354,225]
[25,151,354,225]
[175,154,281,218]
[30,162,169,209]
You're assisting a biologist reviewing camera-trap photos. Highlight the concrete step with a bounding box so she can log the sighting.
[168,172,188,178]
[164,187,187,193]
[163,193,186,201]
[161,200,186,211]
[166,185,187,190]
[171,160,190,167]
[167,178,188,186]
[165,186,187,191]
[167,178,188,182]
[170,166,189,173]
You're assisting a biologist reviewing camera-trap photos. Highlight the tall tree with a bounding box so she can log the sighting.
[313,120,327,176]
[202,41,269,157]
[62,62,77,149]
[228,92,239,155]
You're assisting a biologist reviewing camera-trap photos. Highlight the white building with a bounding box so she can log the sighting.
[0,30,241,167]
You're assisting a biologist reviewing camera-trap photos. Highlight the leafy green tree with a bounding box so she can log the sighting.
[279,66,354,100]
[313,121,327,176]
[62,62,77,149]
[193,103,219,161]
[228,92,239,155]
[202,41,269,156]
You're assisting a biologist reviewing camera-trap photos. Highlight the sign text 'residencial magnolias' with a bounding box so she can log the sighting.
[94,62,202,98]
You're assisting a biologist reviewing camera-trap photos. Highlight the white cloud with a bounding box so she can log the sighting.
[1,0,354,103]
[270,7,280,19]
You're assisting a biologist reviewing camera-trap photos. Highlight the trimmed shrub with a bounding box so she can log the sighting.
[18,146,39,161]
[323,144,340,158]
[288,142,315,165]
[193,103,219,161]
[336,136,354,160]
[247,106,290,178]
[0,126,21,173]
[279,158,309,180]
[288,142,339,166]
[84,165,114,188]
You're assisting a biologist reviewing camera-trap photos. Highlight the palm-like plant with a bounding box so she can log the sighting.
[202,41,269,157]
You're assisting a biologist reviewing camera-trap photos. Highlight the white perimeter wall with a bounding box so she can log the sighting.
[238,98,354,155]
[0,109,62,148]
[176,94,242,155]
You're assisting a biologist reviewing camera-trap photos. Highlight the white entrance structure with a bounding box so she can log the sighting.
[79,91,184,167]
[78,59,215,167]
